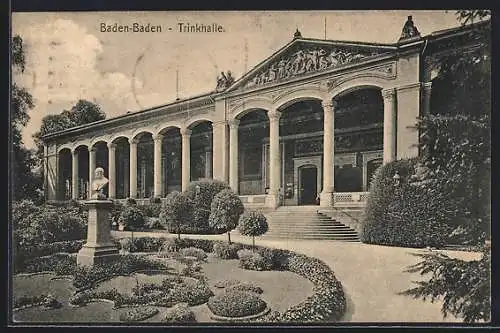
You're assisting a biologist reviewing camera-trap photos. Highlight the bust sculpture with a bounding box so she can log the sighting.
[91,167,109,199]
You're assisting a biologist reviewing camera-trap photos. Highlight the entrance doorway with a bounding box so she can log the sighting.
[299,166,318,205]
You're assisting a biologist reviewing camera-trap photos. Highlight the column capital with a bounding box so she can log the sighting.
[381,88,396,100]
[153,134,164,142]
[129,138,139,145]
[267,110,281,122]
[321,100,337,111]
[71,148,79,156]
[213,120,227,126]
[107,142,116,150]
[180,128,192,137]
[228,119,240,129]
[421,81,432,91]
[90,147,98,153]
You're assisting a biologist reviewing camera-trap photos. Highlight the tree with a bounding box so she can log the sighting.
[237,211,268,251]
[11,35,40,201]
[159,191,192,239]
[208,189,244,244]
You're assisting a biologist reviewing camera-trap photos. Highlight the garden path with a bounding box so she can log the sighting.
[111,230,481,323]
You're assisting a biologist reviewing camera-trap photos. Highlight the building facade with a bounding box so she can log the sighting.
[41,17,486,209]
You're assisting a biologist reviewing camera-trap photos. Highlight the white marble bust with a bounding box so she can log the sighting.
[91,167,109,199]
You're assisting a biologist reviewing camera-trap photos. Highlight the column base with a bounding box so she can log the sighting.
[77,243,120,267]
[265,192,281,209]
[319,191,333,208]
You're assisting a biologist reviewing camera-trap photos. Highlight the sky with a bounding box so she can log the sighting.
[12,10,462,148]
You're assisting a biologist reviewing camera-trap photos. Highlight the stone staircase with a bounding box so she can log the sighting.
[263,205,360,241]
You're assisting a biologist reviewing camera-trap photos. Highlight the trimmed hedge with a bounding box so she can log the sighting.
[226,282,263,295]
[159,238,214,254]
[207,290,267,318]
[119,237,168,253]
[362,158,459,248]
[179,247,208,261]
[119,206,145,230]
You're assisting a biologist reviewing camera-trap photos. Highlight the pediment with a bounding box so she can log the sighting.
[227,38,396,92]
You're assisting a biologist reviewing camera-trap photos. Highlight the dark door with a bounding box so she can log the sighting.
[300,167,318,205]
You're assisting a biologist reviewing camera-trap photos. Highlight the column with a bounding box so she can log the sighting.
[129,138,138,198]
[212,121,228,182]
[229,119,240,193]
[71,150,79,200]
[267,110,281,208]
[396,83,420,159]
[88,147,97,198]
[107,143,116,199]
[422,82,432,116]
[181,128,191,192]
[153,134,163,197]
[382,88,397,164]
[205,149,213,178]
[320,102,334,207]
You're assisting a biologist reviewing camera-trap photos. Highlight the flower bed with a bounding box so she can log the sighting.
[73,255,168,290]
[178,247,208,261]
[213,279,241,289]
[20,253,77,276]
[13,295,47,311]
[119,307,159,322]
[162,302,197,323]
[213,241,244,259]
[207,290,267,318]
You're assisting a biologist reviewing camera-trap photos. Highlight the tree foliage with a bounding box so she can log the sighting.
[237,211,268,249]
[159,191,192,239]
[11,35,40,201]
[401,248,490,323]
[208,189,244,244]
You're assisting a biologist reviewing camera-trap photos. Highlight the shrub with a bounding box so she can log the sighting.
[159,191,193,238]
[400,247,490,323]
[207,290,267,318]
[119,307,159,322]
[185,179,231,233]
[237,210,268,248]
[209,189,244,244]
[119,206,145,230]
[169,278,214,306]
[139,203,163,218]
[362,158,461,248]
[213,241,243,259]
[144,217,164,230]
[126,198,137,206]
[150,196,162,204]
[119,237,169,253]
[237,249,272,271]
[226,282,263,295]
[160,238,214,254]
[163,302,197,323]
[109,201,124,225]
[179,247,208,261]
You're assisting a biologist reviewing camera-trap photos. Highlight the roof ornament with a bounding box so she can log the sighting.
[293,28,302,39]
[216,70,234,92]
[398,15,421,42]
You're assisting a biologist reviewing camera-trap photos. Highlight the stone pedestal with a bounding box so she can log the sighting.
[265,191,281,209]
[319,191,333,208]
[77,199,119,266]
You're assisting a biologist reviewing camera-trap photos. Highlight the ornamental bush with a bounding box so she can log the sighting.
[159,191,193,238]
[362,158,463,248]
[209,189,244,244]
[139,203,163,218]
[184,179,231,233]
[179,247,208,261]
[163,302,197,323]
[207,290,267,318]
[119,206,145,230]
[19,253,77,275]
[237,249,273,271]
[213,241,244,259]
[119,307,159,322]
[168,278,214,306]
[226,282,263,295]
[237,210,268,249]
